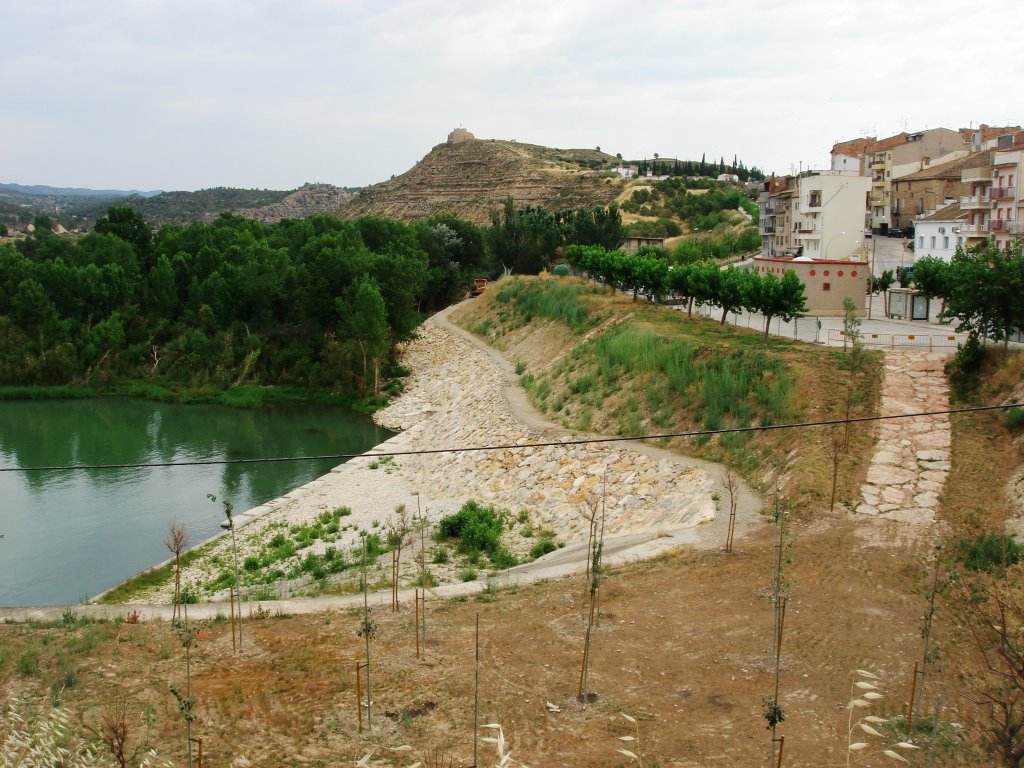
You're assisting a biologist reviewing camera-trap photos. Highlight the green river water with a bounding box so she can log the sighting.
[0,398,392,607]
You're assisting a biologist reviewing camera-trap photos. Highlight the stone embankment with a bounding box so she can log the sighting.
[857,351,951,524]
[118,310,723,604]
[376,319,717,539]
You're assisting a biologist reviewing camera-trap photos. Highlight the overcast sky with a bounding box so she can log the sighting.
[3,0,1022,192]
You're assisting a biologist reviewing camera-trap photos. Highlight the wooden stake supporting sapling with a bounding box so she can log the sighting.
[722,467,739,552]
[387,503,411,612]
[208,493,242,651]
[578,477,606,704]
[163,521,190,625]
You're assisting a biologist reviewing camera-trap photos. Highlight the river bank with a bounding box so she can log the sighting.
[87,301,761,607]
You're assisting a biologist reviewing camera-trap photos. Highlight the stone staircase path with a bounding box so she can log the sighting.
[857,351,951,524]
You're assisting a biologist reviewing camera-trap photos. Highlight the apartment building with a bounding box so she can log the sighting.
[958,131,1024,248]
[831,137,878,175]
[989,132,1024,249]
[760,172,870,259]
[757,171,871,316]
[867,128,970,233]
[891,152,990,231]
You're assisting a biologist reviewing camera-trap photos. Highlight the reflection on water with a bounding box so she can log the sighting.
[0,398,392,606]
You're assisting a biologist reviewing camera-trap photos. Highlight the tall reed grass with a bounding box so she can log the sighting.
[493,279,603,333]
[590,326,793,432]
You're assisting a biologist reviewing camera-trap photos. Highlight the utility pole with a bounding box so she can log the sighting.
[868,235,876,320]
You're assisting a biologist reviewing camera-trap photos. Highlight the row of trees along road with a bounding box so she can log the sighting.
[910,240,1024,350]
[0,208,490,394]
[564,245,808,336]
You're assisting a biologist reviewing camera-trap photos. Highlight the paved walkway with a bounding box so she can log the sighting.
[855,351,952,524]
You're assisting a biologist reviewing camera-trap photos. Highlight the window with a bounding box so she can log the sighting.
[930,236,936,248]
[822,283,831,291]
[942,236,949,249]
[919,236,924,248]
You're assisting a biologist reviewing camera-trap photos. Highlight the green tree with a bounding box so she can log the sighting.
[339,277,388,393]
[487,197,561,275]
[94,206,154,270]
[709,266,751,323]
[749,270,807,337]
[944,241,1024,348]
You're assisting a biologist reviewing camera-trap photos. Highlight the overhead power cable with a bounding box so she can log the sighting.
[2,402,1019,474]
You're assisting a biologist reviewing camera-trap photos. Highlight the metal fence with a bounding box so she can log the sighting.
[828,329,961,350]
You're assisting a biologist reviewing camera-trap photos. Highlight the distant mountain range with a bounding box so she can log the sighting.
[0,182,163,198]
[0,183,358,231]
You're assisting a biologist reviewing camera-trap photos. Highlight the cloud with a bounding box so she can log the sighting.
[1,0,1021,189]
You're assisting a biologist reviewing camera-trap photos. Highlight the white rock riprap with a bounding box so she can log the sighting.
[376,320,717,539]
[857,351,951,524]
[124,313,718,604]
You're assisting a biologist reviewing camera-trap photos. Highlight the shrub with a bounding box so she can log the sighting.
[529,539,558,560]
[1005,407,1024,429]
[437,501,504,556]
[432,546,450,564]
[461,568,478,582]
[958,533,1022,573]
[16,647,40,676]
[489,547,517,569]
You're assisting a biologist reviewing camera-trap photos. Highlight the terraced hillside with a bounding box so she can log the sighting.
[338,137,625,224]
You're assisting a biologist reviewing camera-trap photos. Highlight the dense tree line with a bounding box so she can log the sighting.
[0,208,488,394]
[634,154,764,182]
[487,197,625,274]
[565,245,807,337]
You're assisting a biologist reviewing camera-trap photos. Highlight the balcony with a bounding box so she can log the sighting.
[961,194,991,209]
[761,225,776,234]
[991,187,1013,201]
[961,166,992,182]
[989,219,1011,232]
[959,224,987,237]
[1011,223,1024,236]
[870,157,887,168]
[870,198,886,208]
[798,230,821,238]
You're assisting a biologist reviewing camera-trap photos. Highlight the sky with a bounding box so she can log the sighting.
[3,0,1022,193]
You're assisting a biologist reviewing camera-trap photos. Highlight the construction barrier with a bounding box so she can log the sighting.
[828,329,960,350]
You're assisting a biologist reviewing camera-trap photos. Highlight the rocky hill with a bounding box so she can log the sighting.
[338,131,625,224]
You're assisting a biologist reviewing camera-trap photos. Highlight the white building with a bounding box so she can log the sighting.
[792,171,871,260]
[914,202,967,263]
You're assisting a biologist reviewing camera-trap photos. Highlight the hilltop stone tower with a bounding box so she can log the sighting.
[447,127,475,145]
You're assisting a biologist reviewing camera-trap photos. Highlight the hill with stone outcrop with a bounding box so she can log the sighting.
[337,131,625,224]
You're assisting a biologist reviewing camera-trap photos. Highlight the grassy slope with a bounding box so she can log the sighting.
[453,275,883,513]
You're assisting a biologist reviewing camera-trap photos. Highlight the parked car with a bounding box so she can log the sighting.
[887,228,905,238]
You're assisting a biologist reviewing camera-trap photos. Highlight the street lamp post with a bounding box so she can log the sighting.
[824,231,847,260]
